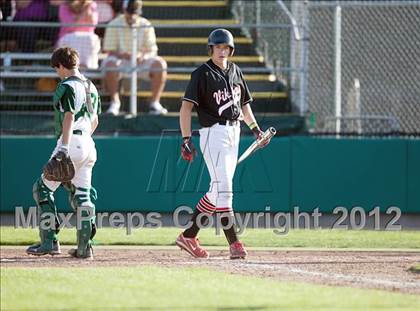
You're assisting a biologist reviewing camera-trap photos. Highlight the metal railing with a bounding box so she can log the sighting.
[0,20,291,116]
[4,0,418,135]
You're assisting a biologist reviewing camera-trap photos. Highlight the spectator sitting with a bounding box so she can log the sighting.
[13,0,50,52]
[102,0,167,116]
[94,0,114,38]
[56,0,100,69]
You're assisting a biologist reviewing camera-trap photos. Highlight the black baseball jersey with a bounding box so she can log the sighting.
[183,59,253,127]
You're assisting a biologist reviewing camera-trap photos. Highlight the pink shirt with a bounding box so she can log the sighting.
[58,1,98,39]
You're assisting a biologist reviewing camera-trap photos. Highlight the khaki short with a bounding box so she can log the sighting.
[101,55,159,81]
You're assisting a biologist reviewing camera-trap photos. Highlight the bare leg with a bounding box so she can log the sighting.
[149,57,167,104]
[104,61,121,103]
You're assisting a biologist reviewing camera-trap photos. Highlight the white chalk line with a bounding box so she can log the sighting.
[2,253,419,291]
[231,261,420,290]
[164,259,420,290]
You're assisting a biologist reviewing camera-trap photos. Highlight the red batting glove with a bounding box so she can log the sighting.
[181,137,197,162]
[252,127,270,148]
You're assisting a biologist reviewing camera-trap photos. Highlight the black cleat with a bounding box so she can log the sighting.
[68,245,93,260]
[26,240,61,256]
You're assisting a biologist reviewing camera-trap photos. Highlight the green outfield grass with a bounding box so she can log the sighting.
[1,227,420,249]
[1,266,419,311]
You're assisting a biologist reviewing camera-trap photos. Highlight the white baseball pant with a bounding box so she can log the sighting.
[197,123,240,214]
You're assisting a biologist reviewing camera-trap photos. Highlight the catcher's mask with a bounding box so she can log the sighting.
[208,28,235,56]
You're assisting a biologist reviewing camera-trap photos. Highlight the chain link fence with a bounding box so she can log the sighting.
[233,0,420,135]
[2,1,419,136]
[294,0,420,135]
[231,0,305,110]
[231,0,291,79]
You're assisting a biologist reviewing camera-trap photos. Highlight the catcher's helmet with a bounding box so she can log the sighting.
[208,29,234,55]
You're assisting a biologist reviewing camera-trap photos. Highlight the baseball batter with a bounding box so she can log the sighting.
[176,29,270,259]
[26,47,101,259]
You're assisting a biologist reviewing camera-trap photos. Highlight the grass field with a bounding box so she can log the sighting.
[1,227,420,310]
[2,266,420,310]
[2,227,420,249]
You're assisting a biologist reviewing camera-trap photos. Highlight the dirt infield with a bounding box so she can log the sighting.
[2,246,420,295]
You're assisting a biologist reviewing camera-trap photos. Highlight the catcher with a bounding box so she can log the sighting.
[26,47,101,259]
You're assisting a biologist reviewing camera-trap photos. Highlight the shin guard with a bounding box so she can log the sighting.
[32,178,58,250]
[74,187,97,257]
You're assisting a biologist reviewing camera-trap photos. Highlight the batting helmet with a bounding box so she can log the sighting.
[208,29,234,56]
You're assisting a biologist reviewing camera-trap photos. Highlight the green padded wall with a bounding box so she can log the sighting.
[407,140,420,213]
[290,138,407,213]
[1,136,419,214]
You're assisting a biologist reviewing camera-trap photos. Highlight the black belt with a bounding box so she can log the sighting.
[73,130,84,135]
[218,120,239,126]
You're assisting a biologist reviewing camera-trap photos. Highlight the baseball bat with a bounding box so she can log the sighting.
[237,127,277,164]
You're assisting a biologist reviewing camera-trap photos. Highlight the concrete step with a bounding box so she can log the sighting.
[164,55,265,67]
[155,27,243,38]
[143,0,227,6]
[1,90,287,102]
[1,72,283,96]
[0,94,290,113]
[0,110,305,136]
[166,73,276,81]
[142,0,227,6]
[0,73,277,92]
[121,80,285,93]
[158,43,256,56]
[4,54,267,68]
[157,37,252,44]
[120,90,287,99]
[3,100,290,114]
[150,19,238,26]
[143,6,229,20]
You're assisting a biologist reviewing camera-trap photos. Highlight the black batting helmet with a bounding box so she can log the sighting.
[208,28,234,56]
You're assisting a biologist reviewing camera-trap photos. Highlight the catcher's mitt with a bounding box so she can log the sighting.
[43,151,75,182]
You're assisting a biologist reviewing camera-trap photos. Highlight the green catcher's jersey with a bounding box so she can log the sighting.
[53,75,101,138]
